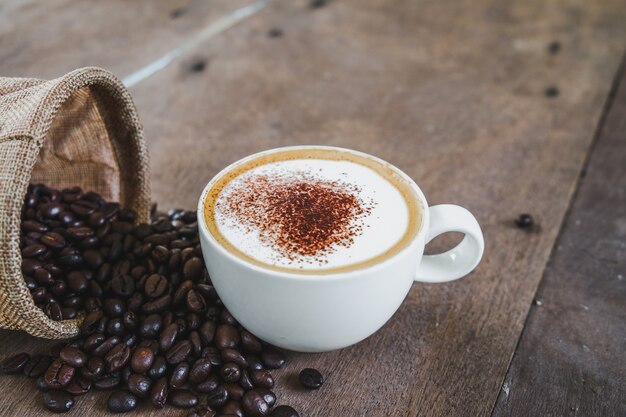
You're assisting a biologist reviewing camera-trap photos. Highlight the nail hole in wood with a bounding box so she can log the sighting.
[310,0,328,9]
[545,86,559,98]
[268,28,283,38]
[548,41,561,55]
[189,60,207,73]
[170,8,185,19]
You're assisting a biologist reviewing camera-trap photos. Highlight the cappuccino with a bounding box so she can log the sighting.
[203,148,422,273]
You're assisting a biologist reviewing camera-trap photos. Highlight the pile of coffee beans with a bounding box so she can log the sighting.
[4,184,305,417]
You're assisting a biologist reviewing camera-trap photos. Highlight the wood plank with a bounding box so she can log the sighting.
[0,1,625,417]
[0,0,253,79]
[491,56,626,417]
[129,1,626,416]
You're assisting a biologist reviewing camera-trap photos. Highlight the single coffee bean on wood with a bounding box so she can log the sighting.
[1,353,30,374]
[298,368,324,389]
[43,390,75,413]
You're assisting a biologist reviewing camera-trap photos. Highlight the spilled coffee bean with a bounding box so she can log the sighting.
[298,368,324,389]
[5,184,302,415]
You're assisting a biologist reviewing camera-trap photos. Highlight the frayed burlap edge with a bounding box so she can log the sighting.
[0,67,151,338]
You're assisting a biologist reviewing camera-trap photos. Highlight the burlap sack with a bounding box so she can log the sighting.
[0,67,151,339]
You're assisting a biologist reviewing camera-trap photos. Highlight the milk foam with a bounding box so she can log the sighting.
[214,159,410,270]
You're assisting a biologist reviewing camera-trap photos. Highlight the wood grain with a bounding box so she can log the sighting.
[0,0,253,79]
[0,0,625,416]
[491,56,626,417]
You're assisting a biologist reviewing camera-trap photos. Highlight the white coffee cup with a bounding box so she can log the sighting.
[197,146,484,352]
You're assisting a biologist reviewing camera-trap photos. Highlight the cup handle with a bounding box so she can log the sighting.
[414,204,484,283]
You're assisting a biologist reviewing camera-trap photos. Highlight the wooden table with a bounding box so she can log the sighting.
[0,1,624,416]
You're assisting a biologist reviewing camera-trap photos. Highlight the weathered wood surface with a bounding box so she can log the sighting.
[0,0,253,79]
[1,0,626,416]
[491,57,626,417]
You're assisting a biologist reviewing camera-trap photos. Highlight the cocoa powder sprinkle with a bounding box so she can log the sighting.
[217,172,374,264]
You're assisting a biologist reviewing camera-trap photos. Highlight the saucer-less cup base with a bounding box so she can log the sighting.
[198,146,484,352]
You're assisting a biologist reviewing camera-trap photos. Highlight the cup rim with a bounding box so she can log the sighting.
[196,145,429,280]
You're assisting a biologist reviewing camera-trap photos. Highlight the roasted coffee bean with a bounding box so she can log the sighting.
[1,352,30,374]
[224,382,245,400]
[44,359,75,389]
[23,354,52,378]
[186,312,201,331]
[123,333,138,348]
[66,226,94,240]
[44,301,63,321]
[187,405,217,417]
[270,405,299,417]
[66,271,88,294]
[103,298,125,317]
[83,333,105,353]
[183,257,203,280]
[92,336,121,357]
[222,349,248,368]
[242,389,271,417]
[147,356,168,379]
[198,321,216,345]
[515,213,534,229]
[22,243,47,258]
[170,362,190,389]
[206,386,229,408]
[222,400,245,417]
[36,376,50,392]
[256,388,276,408]
[169,389,199,409]
[151,377,168,409]
[22,258,42,275]
[166,340,192,364]
[138,339,160,353]
[145,274,168,298]
[80,356,104,381]
[189,331,202,356]
[106,318,125,336]
[246,355,264,371]
[122,311,138,330]
[221,362,241,382]
[64,375,92,396]
[107,389,138,413]
[215,324,240,350]
[40,232,66,249]
[298,368,323,389]
[142,294,172,313]
[151,245,169,263]
[128,373,152,398]
[261,348,286,369]
[188,358,212,384]
[23,220,48,233]
[94,374,121,390]
[59,347,87,368]
[186,289,206,312]
[82,249,103,268]
[43,390,75,413]
[202,347,223,367]
[24,276,37,290]
[239,370,254,391]
[130,346,155,373]
[62,307,78,319]
[173,280,193,305]
[196,374,220,393]
[250,370,274,388]
[34,268,54,286]
[219,310,238,326]
[241,330,263,353]
[111,274,134,297]
[140,314,162,338]
[104,343,130,372]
